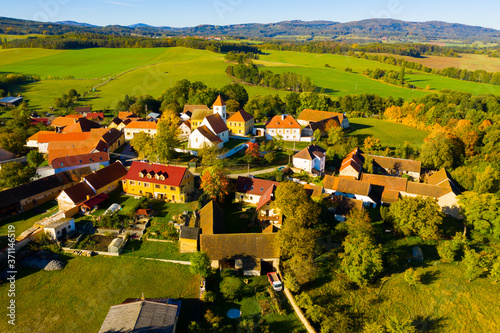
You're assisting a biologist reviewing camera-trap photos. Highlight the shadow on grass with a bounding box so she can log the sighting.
[412,315,448,332]
[420,270,441,285]
[13,250,76,283]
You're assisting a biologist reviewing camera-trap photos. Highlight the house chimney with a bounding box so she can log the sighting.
[281,114,286,121]
[86,195,90,201]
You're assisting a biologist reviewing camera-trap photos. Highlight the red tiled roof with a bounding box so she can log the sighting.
[360,173,408,192]
[256,184,276,211]
[183,105,209,113]
[204,114,228,134]
[86,112,104,120]
[85,161,128,191]
[51,152,109,168]
[323,175,340,191]
[363,154,421,174]
[337,177,371,196]
[51,116,78,128]
[405,182,452,198]
[82,193,108,209]
[124,161,188,187]
[75,106,92,113]
[266,114,301,129]
[236,176,280,196]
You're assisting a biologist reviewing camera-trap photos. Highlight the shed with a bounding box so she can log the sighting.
[108,238,125,254]
[44,218,75,241]
[179,226,200,253]
[411,246,423,262]
[0,96,23,107]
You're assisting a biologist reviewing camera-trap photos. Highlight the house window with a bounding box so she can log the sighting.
[99,157,102,161]
[129,181,135,185]
[164,185,167,189]
[170,186,175,191]
[250,186,254,191]
[138,182,141,186]
[89,158,93,162]
[260,187,264,192]
[60,162,63,166]
[144,182,149,188]
[79,160,82,163]
[155,184,160,189]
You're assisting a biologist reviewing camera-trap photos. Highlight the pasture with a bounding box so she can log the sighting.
[348,117,429,148]
[0,256,199,333]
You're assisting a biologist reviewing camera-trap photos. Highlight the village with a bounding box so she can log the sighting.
[0,94,467,332]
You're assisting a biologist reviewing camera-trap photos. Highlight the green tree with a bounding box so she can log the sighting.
[363,155,374,174]
[403,267,420,286]
[459,191,500,239]
[340,234,383,286]
[26,150,44,168]
[313,129,322,142]
[189,251,212,278]
[327,126,343,146]
[346,208,374,239]
[463,248,483,282]
[272,134,285,150]
[155,112,180,163]
[491,257,500,283]
[263,151,276,164]
[389,196,444,240]
[420,129,464,169]
[385,316,417,333]
[130,131,155,160]
[220,276,244,299]
[0,132,26,155]
[0,162,37,188]
[199,143,221,167]
[437,240,459,262]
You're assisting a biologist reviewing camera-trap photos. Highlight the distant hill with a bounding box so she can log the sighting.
[1,16,499,41]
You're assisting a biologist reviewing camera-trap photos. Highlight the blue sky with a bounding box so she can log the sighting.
[3,0,500,30]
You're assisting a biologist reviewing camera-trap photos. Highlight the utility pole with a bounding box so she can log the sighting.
[247,163,250,177]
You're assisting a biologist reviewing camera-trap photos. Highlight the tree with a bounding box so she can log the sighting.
[0,162,37,188]
[340,234,383,286]
[130,132,155,160]
[26,150,44,168]
[200,167,230,202]
[272,134,285,150]
[346,208,374,239]
[313,129,322,142]
[420,129,464,169]
[459,191,500,239]
[263,151,276,164]
[385,316,417,333]
[190,251,211,278]
[220,276,244,299]
[491,257,500,283]
[155,113,180,163]
[363,155,374,174]
[363,136,381,152]
[437,240,459,262]
[403,267,420,286]
[199,143,221,167]
[463,248,483,282]
[388,196,444,240]
[327,126,343,146]
[244,141,260,163]
[0,132,26,155]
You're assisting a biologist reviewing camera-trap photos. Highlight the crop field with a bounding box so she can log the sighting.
[348,117,429,148]
[3,46,500,111]
[0,256,199,333]
[372,52,500,72]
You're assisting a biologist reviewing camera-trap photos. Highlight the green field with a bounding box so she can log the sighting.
[0,256,199,332]
[348,117,429,148]
[3,47,500,111]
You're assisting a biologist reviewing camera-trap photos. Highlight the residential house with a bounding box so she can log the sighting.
[188,125,223,149]
[117,111,140,120]
[61,117,102,133]
[98,298,181,333]
[297,109,349,129]
[401,168,461,218]
[227,110,254,136]
[360,173,407,204]
[51,116,79,133]
[301,116,340,137]
[85,112,104,122]
[200,233,280,273]
[146,112,161,122]
[122,161,195,202]
[44,218,75,240]
[363,154,421,180]
[323,175,376,207]
[51,151,110,173]
[178,120,191,140]
[190,109,214,130]
[332,196,364,222]
[292,144,326,175]
[124,121,158,140]
[199,114,229,142]
[255,184,282,227]
[0,167,91,217]
[235,176,280,205]
[74,106,92,115]
[181,104,209,122]
[108,117,132,131]
[265,114,301,141]
[339,148,364,179]
[56,162,128,211]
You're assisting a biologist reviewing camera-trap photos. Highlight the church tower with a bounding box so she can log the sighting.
[212,95,226,123]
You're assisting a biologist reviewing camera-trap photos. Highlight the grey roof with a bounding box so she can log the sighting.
[0,96,23,103]
[180,226,200,240]
[147,112,161,119]
[98,300,179,333]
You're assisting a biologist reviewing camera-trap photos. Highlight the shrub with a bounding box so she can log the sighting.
[220,276,244,300]
[403,267,420,286]
[202,290,216,303]
[437,240,458,262]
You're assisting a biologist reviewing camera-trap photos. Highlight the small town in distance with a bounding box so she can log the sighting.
[0,5,500,333]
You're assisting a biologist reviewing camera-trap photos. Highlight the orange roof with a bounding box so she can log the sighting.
[37,132,90,143]
[125,121,157,130]
[360,173,408,192]
[227,110,254,123]
[212,95,226,107]
[27,131,54,142]
[118,111,137,119]
[298,109,345,123]
[65,114,83,119]
[51,116,77,127]
[266,115,301,129]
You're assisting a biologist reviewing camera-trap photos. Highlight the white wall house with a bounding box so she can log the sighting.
[44,218,75,240]
[265,114,302,141]
[188,126,223,149]
[292,145,326,175]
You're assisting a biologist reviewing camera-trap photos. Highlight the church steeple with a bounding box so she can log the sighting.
[212,95,226,123]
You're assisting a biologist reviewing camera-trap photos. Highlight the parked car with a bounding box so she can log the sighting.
[267,272,283,291]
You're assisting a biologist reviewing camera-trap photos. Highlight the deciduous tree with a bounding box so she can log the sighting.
[200,167,230,202]
[190,251,212,278]
[156,112,180,163]
[459,191,500,239]
[463,248,483,282]
[340,234,383,286]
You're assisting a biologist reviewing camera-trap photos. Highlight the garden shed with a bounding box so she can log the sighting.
[108,237,125,254]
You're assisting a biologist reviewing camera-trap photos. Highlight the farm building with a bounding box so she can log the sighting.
[297,109,349,129]
[44,218,75,241]
[0,96,23,107]
[179,226,200,253]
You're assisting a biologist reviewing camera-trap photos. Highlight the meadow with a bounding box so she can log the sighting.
[2,46,500,112]
[0,256,200,332]
[348,117,429,148]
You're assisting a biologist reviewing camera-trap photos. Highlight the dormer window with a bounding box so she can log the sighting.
[139,172,144,178]
[261,187,264,192]
[250,186,254,191]
[147,174,151,179]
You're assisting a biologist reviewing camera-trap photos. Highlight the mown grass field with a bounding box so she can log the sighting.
[348,117,429,148]
[3,46,500,112]
[373,52,500,72]
[0,256,199,333]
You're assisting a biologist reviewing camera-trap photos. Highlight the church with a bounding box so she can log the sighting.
[188,95,230,149]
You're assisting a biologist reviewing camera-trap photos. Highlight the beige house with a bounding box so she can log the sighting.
[339,149,363,179]
[123,121,158,140]
[235,176,280,205]
[44,218,75,240]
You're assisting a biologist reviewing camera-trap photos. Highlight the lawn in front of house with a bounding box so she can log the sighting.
[0,255,199,333]
[121,239,192,261]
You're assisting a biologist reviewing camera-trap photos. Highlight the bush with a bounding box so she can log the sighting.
[403,267,420,286]
[437,240,458,262]
[220,276,244,300]
[202,290,216,303]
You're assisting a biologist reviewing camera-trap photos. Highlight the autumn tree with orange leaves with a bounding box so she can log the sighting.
[244,142,260,163]
[200,166,230,202]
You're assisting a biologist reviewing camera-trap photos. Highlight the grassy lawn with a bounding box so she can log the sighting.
[221,201,261,234]
[0,200,59,249]
[225,138,250,150]
[348,117,429,148]
[205,274,306,332]
[0,255,199,333]
[121,239,192,261]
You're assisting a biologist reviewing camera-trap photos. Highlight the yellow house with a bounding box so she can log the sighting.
[122,161,194,202]
[226,110,254,136]
[190,109,213,130]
